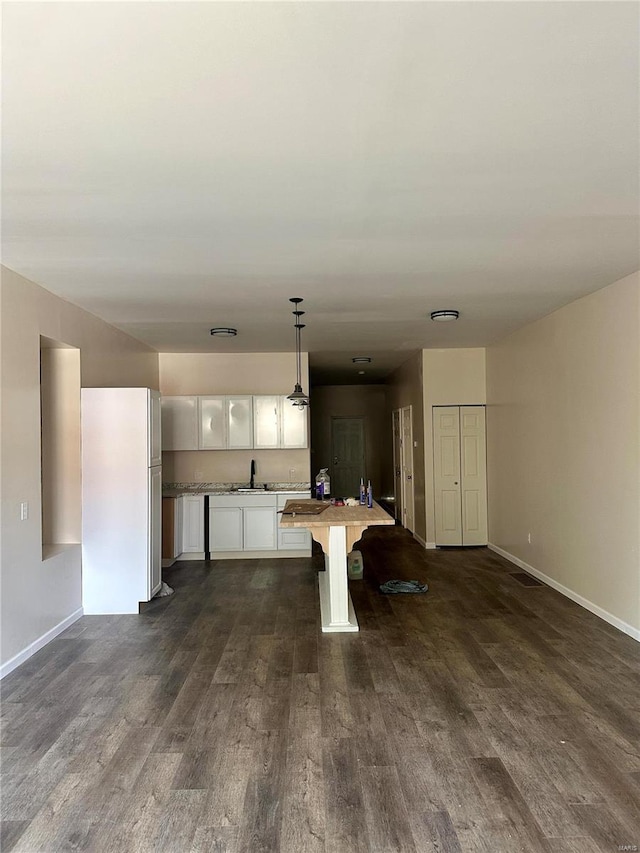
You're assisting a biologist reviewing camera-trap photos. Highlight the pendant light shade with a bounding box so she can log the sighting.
[286,297,310,408]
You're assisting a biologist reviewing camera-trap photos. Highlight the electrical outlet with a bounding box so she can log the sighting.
[194,471,203,482]
[289,468,295,479]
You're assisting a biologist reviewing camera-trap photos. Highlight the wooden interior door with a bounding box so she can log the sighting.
[433,406,462,545]
[460,406,488,545]
[392,409,403,522]
[331,417,365,498]
[401,406,414,532]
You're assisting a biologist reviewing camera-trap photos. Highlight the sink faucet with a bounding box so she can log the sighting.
[250,459,256,489]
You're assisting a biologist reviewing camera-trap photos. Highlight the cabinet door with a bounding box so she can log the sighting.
[148,467,162,598]
[226,396,253,449]
[276,493,312,550]
[253,396,280,449]
[210,506,243,551]
[199,397,226,449]
[162,396,198,451]
[182,495,205,552]
[149,391,162,466]
[280,397,308,448]
[173,497,183,559]
[243,506,276,550]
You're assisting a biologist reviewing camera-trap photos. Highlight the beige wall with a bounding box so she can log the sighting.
[387,352,426,542]
[310,385,391,498]
[423,348,487,545]
[159,352,311,484]
[0,267,159,672]
[486,271,640,635]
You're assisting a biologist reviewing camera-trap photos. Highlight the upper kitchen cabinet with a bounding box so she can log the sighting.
[199,396,226,449]
[161,396,199,451]
[199,395,253,450]
[280,396,308,448]
[162,394,307,451]
[253,395,280,449]
[226,396,253,449]
[253,395,308,449]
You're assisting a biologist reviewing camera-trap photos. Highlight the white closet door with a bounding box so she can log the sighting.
[460,406,488,545]
[433,406,463,545]
[433,405,487,546]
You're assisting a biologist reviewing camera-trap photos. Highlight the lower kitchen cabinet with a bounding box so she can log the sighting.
[209,495,276,553]
[210,505,243,552]
[208,492,310,556]
[243,505,277,550]
[276,493,312,550]
[181,494,205,553]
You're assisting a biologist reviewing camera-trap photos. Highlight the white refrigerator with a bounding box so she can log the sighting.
[82,387,162,614]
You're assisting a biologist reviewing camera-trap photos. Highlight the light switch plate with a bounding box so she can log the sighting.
[20,501,29,521]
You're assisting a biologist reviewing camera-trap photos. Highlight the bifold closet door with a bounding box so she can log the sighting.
[433,405,487,546]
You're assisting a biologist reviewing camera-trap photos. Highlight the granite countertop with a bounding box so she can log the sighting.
[163,482,311,497]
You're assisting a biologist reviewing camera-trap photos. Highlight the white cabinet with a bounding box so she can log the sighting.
[253,396,280,449]
[149,467,163,595]
[277,492,312,550]
[244,505,277,550]
[226,396,253,450]
[181,494,205,553]
[210,506,243,551]
[162,396,198,451]
[162,394,308,451]
[280,396,308,448]
[199,397,226,449]
[209,494,277,553]
[253,395,308,449]
[200,395,254,450]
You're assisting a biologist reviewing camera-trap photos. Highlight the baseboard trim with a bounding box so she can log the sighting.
[413,532,436,550]
[0,607,84,680]
[488,543,640,643]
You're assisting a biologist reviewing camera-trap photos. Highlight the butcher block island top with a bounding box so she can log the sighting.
[280,499,393,525]
[280,499,395,632]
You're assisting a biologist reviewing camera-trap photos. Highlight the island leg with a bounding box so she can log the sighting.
[318,524,358,632]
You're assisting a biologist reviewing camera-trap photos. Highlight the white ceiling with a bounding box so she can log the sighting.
[2,2,638,384]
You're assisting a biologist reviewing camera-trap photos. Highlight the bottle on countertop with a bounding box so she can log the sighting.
[315,468,330,500]
[359,477,366,506]
[367,479,373,508]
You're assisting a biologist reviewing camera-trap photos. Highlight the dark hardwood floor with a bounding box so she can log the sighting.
[2,526,639,852]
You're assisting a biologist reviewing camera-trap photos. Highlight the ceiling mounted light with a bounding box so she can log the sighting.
[210,327,238,337]
[286,297,310,409]
[352,356,372,364]
[430,310,459,322]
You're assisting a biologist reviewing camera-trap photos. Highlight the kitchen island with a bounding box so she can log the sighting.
[279,500,394,632]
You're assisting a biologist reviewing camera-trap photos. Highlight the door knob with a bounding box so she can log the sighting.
[454,481,459,485]
[407,474,412,480]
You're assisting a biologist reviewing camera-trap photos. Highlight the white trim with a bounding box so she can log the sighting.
[0,608,84,680]
[488,543,640,643]
[413,532,436,550]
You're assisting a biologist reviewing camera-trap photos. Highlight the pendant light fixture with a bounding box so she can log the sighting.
[286,297,310,408]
